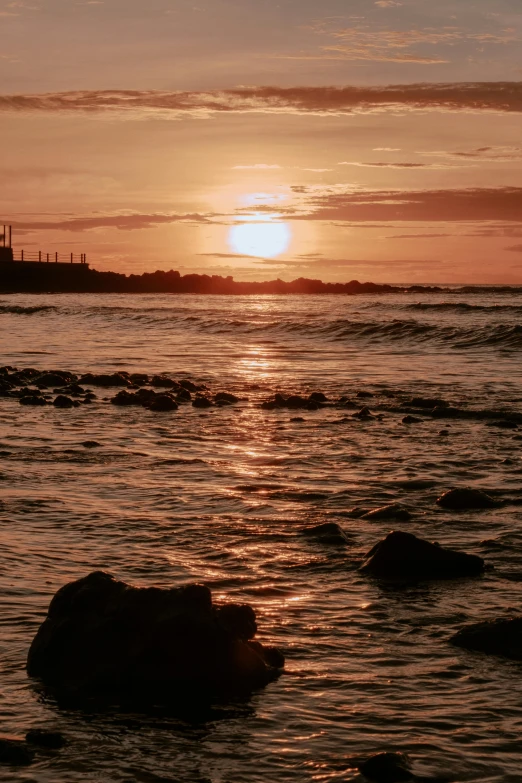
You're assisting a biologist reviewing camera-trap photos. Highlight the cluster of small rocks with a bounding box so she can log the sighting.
[0,366,243,413]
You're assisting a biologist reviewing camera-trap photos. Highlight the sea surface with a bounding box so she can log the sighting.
[1,292,522,782]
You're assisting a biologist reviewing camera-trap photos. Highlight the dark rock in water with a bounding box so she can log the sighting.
[402,415,422,424]
[290,417,305,423]
[362,505,411,522]
[148,394,179,412]
[110,390,143,406]
[487,420,518,429]
[260,400,278,411]
[286,395,308,409]
[359,530,485,582]
[27,571,284,701]
[79,373,130,388]
[215,392,240,404]
[356,390,374,399]
[354,407,375,420]
[306,401,319,411]
[431,405,463,418]
[35,372,75,388]
[0,738,34,766]
[81,441,101,448]
[151,375,178,389]
[309,392,328,403]
[438,429,450,437]
[179,379,199,392]
[436,487,498,510]
[26,729,66,750]
[410,397,448,409]
[53,395,77,409]
[450,616,522,661]
[20,395,47,406]
[129,373,150,386]
[176,388,192,402]
[301,522,351,545]
[193,396,213,408]
[359,751,413,782]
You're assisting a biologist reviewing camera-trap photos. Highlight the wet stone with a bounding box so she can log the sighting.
[25,729,66,750]
[20,396,47,406]
[53,396,77,409]
[149,395,179,412]
[359,530,485,582]
[436,487,498,510]
[450,616,522,661]
[402,415,422,424]
[358,751,413,782]
[0,738,34,766]
[193,396,213,408]
[301,522,351,545]
[362,505,411,522]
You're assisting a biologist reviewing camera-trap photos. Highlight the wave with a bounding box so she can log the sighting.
[406,302,522,313]
[0,304,57,315]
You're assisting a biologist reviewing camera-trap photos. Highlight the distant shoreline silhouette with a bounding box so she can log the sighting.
[0,260,519,294]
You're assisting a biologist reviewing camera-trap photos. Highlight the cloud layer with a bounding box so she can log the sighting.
[1,82,522,118]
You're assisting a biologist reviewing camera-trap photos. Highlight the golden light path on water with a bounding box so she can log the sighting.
[228,220,291,258]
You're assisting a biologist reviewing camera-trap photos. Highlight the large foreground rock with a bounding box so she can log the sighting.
[27,571,284,701]
[359,531,485,582]
[450,617,522,661]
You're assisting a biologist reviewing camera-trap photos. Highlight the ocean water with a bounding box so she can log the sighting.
[1,292,522,782]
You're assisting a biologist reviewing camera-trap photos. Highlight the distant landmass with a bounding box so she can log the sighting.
[0,259,518,294]
[0,259,445,294]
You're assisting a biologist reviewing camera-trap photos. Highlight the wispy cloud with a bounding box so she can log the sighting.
[337,161,458,169]
[232,164,282,170]
[272,186,522,223]
[9,212,217,232]
[418,145,522,161]
[0,83,521,118]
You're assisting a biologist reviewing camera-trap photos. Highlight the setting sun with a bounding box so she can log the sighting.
[228,221,291,258]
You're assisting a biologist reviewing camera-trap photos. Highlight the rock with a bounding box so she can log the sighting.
[19,395,47,406]
[0,738,34,766]
[110,390,144,406]
[129,373,149,385]
[81,441,101,448]
[151,375,178,388]
[148,394,179,412]
[353,407,375,420]
[301,522,351,545]
[359,531,485,582]
[438,430,450,437]
[176,388,192,402]
[285,395,308,409]
[402,415,422,424]
[53,395,76,409]
[215,392,240,404]
[79,373,130,387]
[27,571,283,701]
[356,391,374,399]
[192,396,213,408]
[35,372,75,388]
[290,417,305,423]
[436,487,498,510]
[26,729,66,749]
[409,397,448,409]
[179,379,198,392]
[359,752,413,782]
[487,420,518,429]
[362,505,411,522]
[450,616,522,661]
[309,392,328,403]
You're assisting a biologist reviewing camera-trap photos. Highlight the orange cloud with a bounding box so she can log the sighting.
[0,83,521,117]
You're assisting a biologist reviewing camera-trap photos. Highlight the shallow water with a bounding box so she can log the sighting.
[1,292,522,782]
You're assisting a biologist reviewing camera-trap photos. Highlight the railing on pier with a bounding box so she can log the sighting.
[11,251,87,264]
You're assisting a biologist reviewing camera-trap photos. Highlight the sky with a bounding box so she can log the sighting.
[1,0,522,283]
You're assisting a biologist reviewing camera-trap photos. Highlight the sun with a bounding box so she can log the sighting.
[228,221,291,258]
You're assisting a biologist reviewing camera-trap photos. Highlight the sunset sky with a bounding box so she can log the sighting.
[2,0,522,283]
